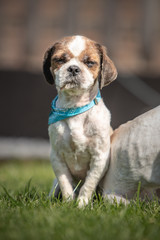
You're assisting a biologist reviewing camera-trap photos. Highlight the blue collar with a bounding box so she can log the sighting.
[48,90,101,125]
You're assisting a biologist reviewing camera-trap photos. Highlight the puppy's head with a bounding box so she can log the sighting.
[43,35,117,91]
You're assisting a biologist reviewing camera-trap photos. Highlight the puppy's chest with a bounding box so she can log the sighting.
[50,116,96,176]
[56,118,90,156]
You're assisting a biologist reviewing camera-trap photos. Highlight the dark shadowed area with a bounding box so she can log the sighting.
[0,70,160,139]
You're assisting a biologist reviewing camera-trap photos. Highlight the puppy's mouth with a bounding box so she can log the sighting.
[60,76,80,90]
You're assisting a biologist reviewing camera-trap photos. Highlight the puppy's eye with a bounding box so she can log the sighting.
[53,57,66,64]
[84,60,97,68]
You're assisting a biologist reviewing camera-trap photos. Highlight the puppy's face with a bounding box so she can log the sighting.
[43,35,117,91]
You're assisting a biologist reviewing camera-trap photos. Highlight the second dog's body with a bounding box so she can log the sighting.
[103,106,160,202]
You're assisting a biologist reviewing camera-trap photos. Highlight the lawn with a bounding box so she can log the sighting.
[0,160,160,240]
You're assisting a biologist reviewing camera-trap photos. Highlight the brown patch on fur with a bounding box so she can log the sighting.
[48,38,75,80]
[43,35,117,87]
[50,36,101,82]
[51,42,74,71]
[78,39,101,80]
[110,127,113,136]
[95,44,117,89]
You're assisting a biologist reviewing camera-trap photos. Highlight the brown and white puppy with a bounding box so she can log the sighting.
[103,106,160,203]
[43,35,117,207]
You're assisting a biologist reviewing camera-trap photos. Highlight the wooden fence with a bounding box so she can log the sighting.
[0,0,160,75]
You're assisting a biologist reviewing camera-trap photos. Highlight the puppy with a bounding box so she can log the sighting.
[102,106,160,203]
[43,35,117,207]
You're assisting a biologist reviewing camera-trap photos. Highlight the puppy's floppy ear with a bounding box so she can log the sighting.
[96,44,117,89]
[43,46,55,84]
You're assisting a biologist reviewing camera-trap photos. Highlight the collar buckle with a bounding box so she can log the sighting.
[94,98,98,105]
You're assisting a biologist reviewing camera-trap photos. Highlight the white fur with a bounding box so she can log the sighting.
[68,36,85,57]
[49,37,112,208]
[49,101,111,207]
[54,58,94,95]
[102,106,160,202]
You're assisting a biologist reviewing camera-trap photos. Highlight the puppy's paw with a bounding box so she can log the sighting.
[77,196,89,208]
[104,194,129,205]
[63,192,75,202]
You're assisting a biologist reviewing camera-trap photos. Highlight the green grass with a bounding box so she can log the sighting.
[0,160,160,240]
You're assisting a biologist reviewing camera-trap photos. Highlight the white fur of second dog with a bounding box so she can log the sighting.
[102,105,160,202]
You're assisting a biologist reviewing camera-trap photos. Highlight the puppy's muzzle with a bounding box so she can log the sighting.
[67,65,81,76]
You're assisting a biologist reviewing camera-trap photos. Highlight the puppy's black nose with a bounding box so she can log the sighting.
[67,65,81,76]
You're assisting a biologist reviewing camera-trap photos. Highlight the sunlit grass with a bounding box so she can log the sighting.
[0,160,160,240]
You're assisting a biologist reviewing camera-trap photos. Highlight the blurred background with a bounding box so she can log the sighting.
[0,0,160,159]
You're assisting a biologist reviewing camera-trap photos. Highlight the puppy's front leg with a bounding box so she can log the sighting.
[77,150,110,208]
[50,151,74,200]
